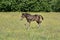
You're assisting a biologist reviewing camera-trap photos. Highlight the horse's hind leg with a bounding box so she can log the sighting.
[36,21,42,28]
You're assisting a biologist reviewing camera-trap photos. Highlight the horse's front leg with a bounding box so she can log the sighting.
[25,21,31,30]
[25,22,30,27]
[26,23,30,30]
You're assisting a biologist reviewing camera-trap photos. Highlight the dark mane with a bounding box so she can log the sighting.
[22,13,31,16]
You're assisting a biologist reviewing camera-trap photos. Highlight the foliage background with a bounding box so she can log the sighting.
[0,0,60,12]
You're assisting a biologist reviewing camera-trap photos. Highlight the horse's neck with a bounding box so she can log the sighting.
[24,14,31,18]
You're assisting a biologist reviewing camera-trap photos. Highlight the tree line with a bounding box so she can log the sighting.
[0,0,60,12]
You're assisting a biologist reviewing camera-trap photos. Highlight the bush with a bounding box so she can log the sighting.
[0,0,60,12]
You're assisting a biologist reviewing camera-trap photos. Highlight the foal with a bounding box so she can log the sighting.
[20,13,44,29]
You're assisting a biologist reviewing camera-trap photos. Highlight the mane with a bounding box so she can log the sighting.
[22,13,31,15]
[25,13,30,15]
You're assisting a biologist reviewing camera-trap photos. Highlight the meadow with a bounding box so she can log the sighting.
[0,12,60,40]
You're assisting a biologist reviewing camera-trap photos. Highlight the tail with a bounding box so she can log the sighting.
[39,15,44,20]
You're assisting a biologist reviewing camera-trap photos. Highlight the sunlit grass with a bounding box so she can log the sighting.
[0,12,60,40]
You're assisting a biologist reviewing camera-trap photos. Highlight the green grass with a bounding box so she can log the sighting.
[0,12,60,40]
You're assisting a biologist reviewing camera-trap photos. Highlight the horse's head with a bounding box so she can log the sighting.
[20,13,25,20]
[20,12,28,20]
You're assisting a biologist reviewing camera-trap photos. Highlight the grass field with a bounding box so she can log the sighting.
[0,12,60,40]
